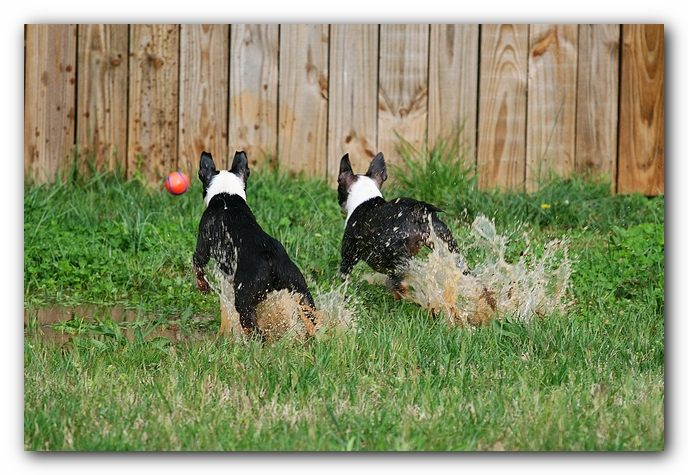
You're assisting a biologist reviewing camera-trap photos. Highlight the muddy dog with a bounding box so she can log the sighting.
[337,152,469,298]
[193,151,318,338]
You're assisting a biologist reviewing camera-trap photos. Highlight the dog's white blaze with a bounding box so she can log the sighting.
[345,176,383,226]
[204,170,246,207]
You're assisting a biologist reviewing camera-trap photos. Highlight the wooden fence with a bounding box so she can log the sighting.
[24,24,664,195]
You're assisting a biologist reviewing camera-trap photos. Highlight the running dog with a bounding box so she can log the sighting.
[337,152,469,298]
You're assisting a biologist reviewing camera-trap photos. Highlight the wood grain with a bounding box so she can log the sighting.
[477,24,529,190]
[24,24,78,184]
[618,24,664,195]
[377,24,429,168]
[428,24,479,161]
[526,24,578,192]
[229,24,279,169]
[178,24,229,177]
[127,24,180,182]
[23,23,664,195]
[327,24,379,182]
[575,24,620,188]
[278,24,330,176]
[76,24,129,176]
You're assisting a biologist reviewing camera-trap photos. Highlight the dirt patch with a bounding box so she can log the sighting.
[24,305,214,343]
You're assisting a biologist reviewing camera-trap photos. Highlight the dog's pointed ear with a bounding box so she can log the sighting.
[337,154,357,209]
[230,151,251,182]
[338,154,353,178]
[366,152,387,189]
[198,151,217,186]
[338,154,355,185]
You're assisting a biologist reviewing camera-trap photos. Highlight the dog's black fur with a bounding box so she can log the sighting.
[337,152,468,298]
[193,151,317,337]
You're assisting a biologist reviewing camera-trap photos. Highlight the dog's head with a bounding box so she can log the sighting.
[198,151,251,207]
[337,152,387,218]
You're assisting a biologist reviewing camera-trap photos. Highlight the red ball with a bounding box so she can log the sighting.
[165,171,189,195]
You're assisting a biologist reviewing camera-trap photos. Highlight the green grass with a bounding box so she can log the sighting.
[24,136,664,451]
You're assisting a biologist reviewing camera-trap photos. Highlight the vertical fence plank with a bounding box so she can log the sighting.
[327,24,379,182]
[178,24,229,176]
[24,24,77,184]
[575,24,620,188]
[76,24,129,176]
[229,24,280,169]
[127,24,179,182]
[428,24,479,159]
[477,24,529,190]
[278,24,330,176]
[23,23,664,195]
[526,24,578,192]
[378,24,429,168]
[618,24,664,196]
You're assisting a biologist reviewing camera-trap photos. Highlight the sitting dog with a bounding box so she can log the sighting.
[193,150,318,337]
[337,152,469,299]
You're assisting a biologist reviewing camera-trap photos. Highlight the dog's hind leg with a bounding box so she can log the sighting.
[277,264,320,333]
[429,213,459,253]
[429,213,473,274]
[296,293,319,337]
[233,290,264,339]
[385,271,409,300]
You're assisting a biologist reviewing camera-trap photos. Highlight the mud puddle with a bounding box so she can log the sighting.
[24,304,215,344]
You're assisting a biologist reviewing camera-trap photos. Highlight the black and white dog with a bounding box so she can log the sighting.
[193,151,318,337]
[337,152,469,299]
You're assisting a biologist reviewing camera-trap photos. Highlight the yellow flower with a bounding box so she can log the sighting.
[540,203,551,209]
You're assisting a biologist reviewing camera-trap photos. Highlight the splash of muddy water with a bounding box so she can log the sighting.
[211,268,357,342]
[208,214,570,340]
[401,215,572,326]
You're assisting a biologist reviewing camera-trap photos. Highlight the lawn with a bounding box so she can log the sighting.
[23,136,664,451]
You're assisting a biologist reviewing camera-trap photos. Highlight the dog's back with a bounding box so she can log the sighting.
[196,191,311,296]
[341,195,458,275]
